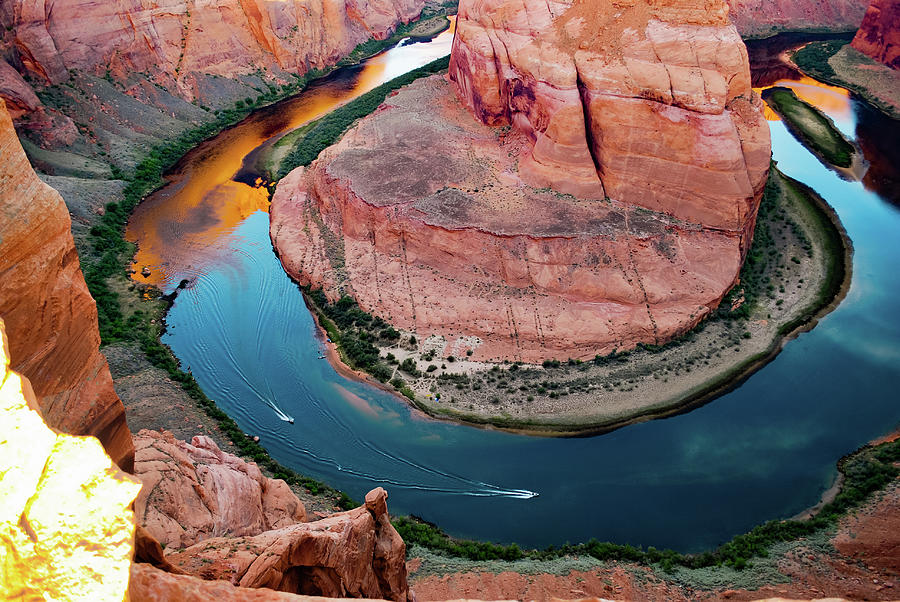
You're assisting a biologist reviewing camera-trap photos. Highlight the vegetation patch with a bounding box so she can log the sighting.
[762,86,855,168]
[793,39,900,119]
[273,55,451,179]
[791,38,849,80]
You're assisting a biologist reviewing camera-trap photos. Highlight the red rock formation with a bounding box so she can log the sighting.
[130,563,311,601]
[449,0,770,219]
[272,0,770,362]
[728,0,869,37]
[852,0,900,68]
[0,99,133,470]
[0,58,39,117]
[0,0,426,96]
[134,429,307,550]
[165,487,408,600]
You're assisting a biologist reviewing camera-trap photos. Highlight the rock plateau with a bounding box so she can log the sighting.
[852,0,900,68]
[271,0,771,362]
[0,99,134,470]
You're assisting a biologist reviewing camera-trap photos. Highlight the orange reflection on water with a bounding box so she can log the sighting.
[756,75,852,123]
[126,17,456,289]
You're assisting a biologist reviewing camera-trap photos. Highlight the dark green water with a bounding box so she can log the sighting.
[143,34,900,552]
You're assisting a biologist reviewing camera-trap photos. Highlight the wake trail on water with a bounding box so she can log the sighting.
[277,434,538,499]
[171,229,536,499]
[184,270,296,424]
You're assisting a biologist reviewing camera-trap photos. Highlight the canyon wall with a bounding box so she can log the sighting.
[0,100,134,470]
[272,0,770,362]
[852,0,900,68]
[728,0,869,38]
[0,0,425,97]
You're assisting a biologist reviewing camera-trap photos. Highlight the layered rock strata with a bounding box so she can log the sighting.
[0,0,425,97]
[852,0,900,68]
[272,0,770,362]
[166,487,408,600]
[728,0,869,37]
[134,429,307,550]
[448,0,771,213]
[0,100,134,469]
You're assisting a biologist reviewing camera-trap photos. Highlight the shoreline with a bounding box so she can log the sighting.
[792,42,900,119]
[285,168,854,437]
[761,86,862,178]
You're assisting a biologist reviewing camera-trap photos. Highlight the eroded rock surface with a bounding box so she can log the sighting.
[728,0,868,37]
[852,0,900,68]
[272,0,770,362]
[166,487,408,600]
[0,0,425,96]
[0,99,134,469]
[134,429,307,550]
[449,0,770,217]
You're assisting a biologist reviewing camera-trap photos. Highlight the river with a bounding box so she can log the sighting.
[125,28,900,552]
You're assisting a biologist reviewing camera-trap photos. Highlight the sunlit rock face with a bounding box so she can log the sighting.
[272,0,769,362]
[0,0,426,95]
[134,429,307,550]
[727,0,869,37]
[0,318,142,601]
[0,100,134,470]
[852,0,900,68]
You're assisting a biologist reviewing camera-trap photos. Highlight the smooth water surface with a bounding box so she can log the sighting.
[130,32,900,552]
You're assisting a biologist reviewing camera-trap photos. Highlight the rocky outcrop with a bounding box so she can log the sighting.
[134,429,307,550]
[0,318,142,601]
[448,0,770,218]
[0,0,426,97]
[0,100,134,470]
[272,0,769,362]
[0,57,39,116]
[852,0,900,68]
[166,487,408,600]
[727,0,869,38]
[130,563,314,601]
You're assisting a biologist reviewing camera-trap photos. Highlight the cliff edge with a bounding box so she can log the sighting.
[0,99,134,470]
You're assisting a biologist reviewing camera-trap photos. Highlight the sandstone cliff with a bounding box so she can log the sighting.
[0,0,425,97]
[852,0,900,68]
[0,100,134,470]
[728,0,869,38]
[134,429,307,550]
[272,0,770,362]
